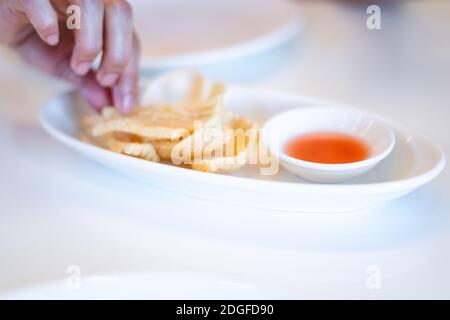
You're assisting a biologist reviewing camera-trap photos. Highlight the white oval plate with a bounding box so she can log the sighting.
[40,88,444,213]
[129,0,301,69]
[1,272,283,300]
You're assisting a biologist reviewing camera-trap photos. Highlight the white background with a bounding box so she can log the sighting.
[0,1,449,298]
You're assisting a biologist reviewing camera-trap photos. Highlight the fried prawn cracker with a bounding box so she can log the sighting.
[102,134,160,162]
[170,116,229,164]
[149,139,180,160]
[191,116,259,173]
[92,117,190,141]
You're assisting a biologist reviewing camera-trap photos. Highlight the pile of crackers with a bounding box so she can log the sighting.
[85,73,258,173]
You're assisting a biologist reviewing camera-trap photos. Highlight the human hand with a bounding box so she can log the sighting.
[0,0,140,113]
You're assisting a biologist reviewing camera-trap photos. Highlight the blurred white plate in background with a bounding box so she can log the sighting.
[1,272,283,300]
[129,0,301,69]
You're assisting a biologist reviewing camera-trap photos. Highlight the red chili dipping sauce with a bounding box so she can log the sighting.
[284,131,370,164]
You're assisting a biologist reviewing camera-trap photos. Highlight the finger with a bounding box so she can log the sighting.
[70,0,104,76]
[78,74,113,111]
[16,31,111,111]
[97,0,133,87]
[112,33,140,114]
[19,0,59,45]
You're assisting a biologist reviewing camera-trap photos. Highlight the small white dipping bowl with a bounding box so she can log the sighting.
[261,107,396,183]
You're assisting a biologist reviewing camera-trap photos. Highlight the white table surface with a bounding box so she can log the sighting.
[1,1,449,299]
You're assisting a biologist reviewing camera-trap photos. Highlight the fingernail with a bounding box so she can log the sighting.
[75,62,91,75]
[46,33,59,46]
[98,73,119,87]
[121,93,135,114]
